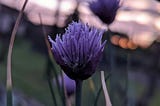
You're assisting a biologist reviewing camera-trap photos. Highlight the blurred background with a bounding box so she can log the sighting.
[0,0,160,106]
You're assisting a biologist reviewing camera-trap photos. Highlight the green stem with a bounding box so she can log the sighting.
[46,58,57,106]
[39,14,64,105]
[7,87,12,106]
[47,76,57,106]
[6,0,28,106]
[75,79,83,106]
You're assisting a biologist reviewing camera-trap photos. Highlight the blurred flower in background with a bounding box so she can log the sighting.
[56,73,75,96]
[89,0,120,24]
[49,21,106,80]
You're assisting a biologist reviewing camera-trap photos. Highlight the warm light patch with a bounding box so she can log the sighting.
[110,35,120,46]
[132,31,156,48]
[118,37,128,49]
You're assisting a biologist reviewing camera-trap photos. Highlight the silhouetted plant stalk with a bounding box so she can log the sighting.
[39,14,66,106]
[89,78,96,96]
[107,29,117,105]
[125,51,131,105]
[75,80,83,106]
[6,0,28,106]
[101,71,112,106]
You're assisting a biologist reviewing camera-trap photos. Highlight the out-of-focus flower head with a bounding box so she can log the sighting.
[49,21,106,80]
[89,0,120,24]
[56,73,76,96]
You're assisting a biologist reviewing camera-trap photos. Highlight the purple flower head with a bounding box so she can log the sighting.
[49,21,106,80]
[89,0,120,24]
